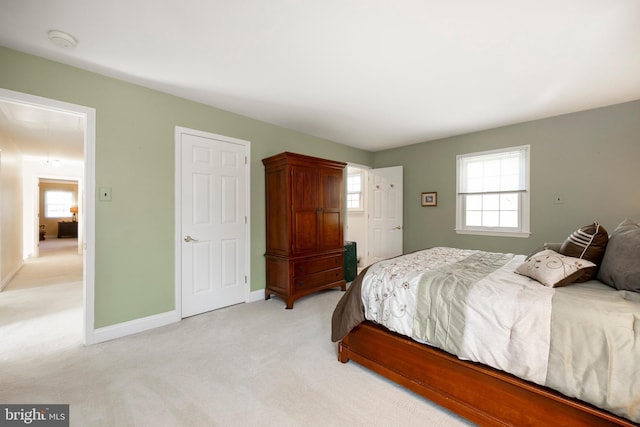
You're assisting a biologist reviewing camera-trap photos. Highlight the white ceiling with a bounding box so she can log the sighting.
[0,100,85,162]
[1,0,639,153]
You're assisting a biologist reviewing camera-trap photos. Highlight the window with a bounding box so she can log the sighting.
[456,145,530,237]
[45,190,74,218]
[347,170,363,211]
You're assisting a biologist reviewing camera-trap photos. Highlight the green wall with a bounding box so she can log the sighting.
[0,46,372,328]
[373,100,640,255]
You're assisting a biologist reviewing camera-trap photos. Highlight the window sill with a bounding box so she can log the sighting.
[455,229,531,238]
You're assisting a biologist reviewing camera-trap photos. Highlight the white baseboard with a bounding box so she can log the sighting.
[86,290,265,345]
[87,310,180,345]
[247,289,264,303]
[1,262,24,292]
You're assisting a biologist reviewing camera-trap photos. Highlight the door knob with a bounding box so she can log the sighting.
[392,226,402,230]
[184,235,198,242]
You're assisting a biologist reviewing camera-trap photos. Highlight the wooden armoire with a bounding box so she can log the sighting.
[263,152,347,309]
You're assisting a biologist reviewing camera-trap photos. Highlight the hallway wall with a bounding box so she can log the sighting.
[0,133,23,290]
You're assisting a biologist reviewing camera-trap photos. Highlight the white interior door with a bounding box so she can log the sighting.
[178,128,249,318]
[367,166,403,266]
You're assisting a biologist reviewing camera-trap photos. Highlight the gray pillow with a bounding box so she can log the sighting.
[597,219,640,292]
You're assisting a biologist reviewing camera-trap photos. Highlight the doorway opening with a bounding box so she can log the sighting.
[345,164,404,273]
[0,88,96,348]
[345,164,369,271]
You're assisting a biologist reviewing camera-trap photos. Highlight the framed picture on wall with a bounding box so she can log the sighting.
[421,192,437,206]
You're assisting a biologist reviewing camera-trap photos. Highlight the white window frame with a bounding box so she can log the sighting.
[346,170,364,211]
[455,145,531,238]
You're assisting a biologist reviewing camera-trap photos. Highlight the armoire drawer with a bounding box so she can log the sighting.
[294,268,344,290]
[293,254,343,276]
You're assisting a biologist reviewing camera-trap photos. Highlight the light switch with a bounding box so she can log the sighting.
[99,187,112,201]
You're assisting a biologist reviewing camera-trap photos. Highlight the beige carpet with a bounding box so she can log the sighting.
[0,239,83,359]
[0,241,473,427]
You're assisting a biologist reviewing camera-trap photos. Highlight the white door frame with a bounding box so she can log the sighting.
[174,126,251,318]
[0,88,96,346]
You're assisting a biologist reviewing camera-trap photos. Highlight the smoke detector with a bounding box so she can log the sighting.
[48,30,78,48]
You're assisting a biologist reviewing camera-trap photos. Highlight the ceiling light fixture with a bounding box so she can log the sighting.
[47,30,78,49]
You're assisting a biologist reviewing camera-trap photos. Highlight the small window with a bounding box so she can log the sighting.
[45,190,74,218]
[456,145,530,238]
[347,171,363,211]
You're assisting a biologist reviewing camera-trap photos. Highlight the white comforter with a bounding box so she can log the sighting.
[362,247,554,385]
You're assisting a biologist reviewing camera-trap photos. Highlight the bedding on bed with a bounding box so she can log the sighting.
[331,247,640,422]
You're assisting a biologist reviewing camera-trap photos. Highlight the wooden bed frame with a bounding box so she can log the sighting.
[338,321,636,427]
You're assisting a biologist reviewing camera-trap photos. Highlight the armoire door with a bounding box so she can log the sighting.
[319,167,344,251]
[291,165,319,254]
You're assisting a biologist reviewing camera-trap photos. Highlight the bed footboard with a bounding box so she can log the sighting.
[338,322,635,427]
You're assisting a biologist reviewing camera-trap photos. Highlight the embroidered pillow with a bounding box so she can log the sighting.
[559,222,608,282]
[516,249,596,288]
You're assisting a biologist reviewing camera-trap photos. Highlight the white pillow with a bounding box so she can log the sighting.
[515,249,596,288]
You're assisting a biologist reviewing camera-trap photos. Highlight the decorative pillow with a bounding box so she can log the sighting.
[559,222,608,282]
[597,219,640,292]
[515,249,596,288]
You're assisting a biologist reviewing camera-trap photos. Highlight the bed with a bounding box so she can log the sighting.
[332,220,640,426]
